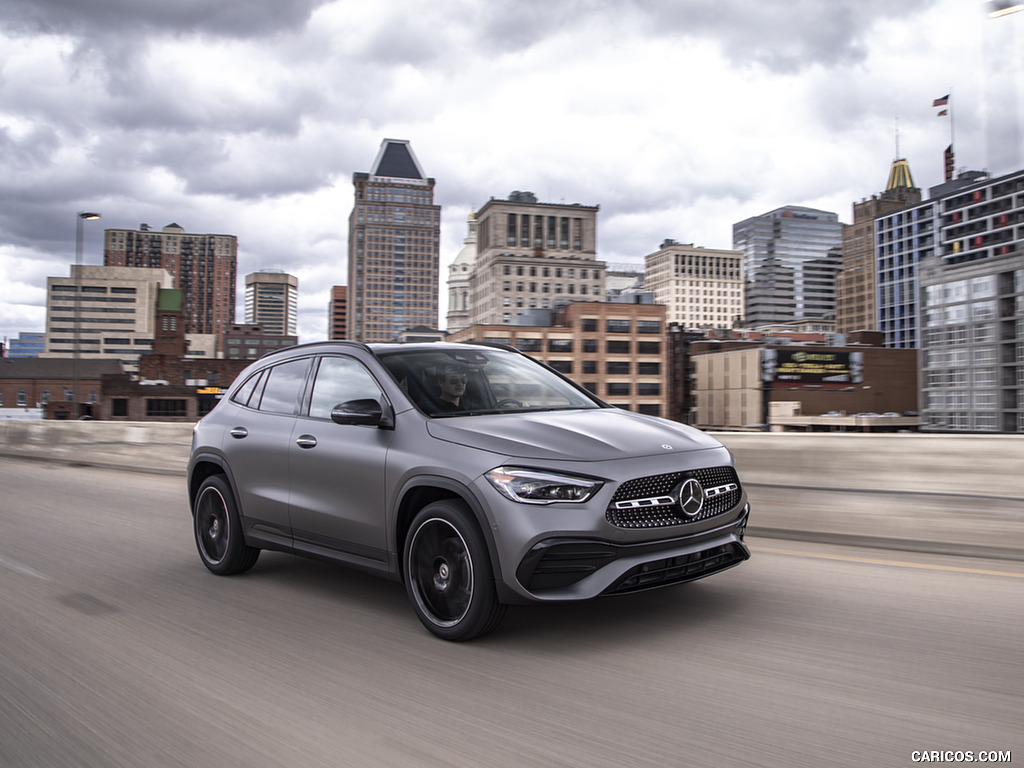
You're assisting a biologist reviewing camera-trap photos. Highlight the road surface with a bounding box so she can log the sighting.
[0,458,1020,767]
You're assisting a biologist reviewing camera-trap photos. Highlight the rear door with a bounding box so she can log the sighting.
[223,357,311,545]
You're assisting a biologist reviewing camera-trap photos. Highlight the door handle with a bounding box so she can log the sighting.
[295,434,318,449]
[229,427,248,439]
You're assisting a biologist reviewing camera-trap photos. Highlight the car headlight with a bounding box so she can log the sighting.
[485,467,602,505]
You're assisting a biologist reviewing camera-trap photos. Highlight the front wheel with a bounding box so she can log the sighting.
[404,500,505,641]
[193,474,259,575]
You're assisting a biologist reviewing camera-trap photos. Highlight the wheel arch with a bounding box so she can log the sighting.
[393,477,501,585]
[188,452,240,513]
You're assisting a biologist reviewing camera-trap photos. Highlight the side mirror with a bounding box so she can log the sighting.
[330,398,394,429]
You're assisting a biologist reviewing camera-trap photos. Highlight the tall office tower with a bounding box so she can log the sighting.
[328,286,348,340]
[347,139,441,342]
[445,212,478,333]
[467,191,605,326]
[644,239,744,329]
[835,159,922,335]
[874,169,994,349]
[41,264,174,374]
[732,206,843,328]
[902,167,1024,433]
[104,223,237,336]
[244,270,298,336]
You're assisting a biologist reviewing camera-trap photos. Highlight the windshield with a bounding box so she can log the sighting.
[376,346,603,417]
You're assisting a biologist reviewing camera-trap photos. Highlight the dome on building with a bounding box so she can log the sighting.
[449,211,478,273]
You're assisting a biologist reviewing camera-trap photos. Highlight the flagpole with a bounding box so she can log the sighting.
[948,87,956,163]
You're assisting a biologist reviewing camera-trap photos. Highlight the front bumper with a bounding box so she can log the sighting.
[511,503,750,601]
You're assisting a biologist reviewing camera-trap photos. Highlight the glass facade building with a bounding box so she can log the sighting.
[732,206,842,328]
[907,168,1024,432]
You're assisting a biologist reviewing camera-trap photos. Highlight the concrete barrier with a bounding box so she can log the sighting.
[0,420,193,476]
[1,422,1021,558]
[716,432,1024,500]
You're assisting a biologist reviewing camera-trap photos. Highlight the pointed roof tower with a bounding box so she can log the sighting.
[886,158,916,192]
[370,139,426,180]
[881,158,921,205]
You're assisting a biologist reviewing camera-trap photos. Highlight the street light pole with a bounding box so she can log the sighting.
[72,211,101,419]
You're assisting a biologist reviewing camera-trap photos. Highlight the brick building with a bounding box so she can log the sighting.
[448,301,669,417]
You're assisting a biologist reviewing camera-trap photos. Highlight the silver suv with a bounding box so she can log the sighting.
[187,342,750,640]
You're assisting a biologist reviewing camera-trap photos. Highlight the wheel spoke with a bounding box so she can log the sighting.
[197,488,227,563]
[410,519,473,626]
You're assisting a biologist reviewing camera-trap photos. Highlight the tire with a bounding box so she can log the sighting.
[403,500,506,641]
[193,474,259,575]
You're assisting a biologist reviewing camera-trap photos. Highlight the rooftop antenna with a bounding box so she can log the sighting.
[894,116,900,158]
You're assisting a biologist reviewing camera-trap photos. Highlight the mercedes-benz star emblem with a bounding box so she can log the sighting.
[675,478,706,517]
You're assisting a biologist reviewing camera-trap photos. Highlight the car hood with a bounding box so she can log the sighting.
[425,408,723,462]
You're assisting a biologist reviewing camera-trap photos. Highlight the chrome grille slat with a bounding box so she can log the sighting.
[606,466,741,529]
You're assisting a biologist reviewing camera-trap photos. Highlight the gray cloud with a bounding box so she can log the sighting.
[1,0,329,39]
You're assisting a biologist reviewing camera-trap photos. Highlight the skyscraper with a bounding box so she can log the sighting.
[328,285,348,340]
[104,223,237,337]
[102,225,236,339]
[644,240,744,329]
[835,158,922,335]
[244,270,298,336]
[733,206,843,328]
[890,166,1024,433]
[348,139,441,342]
[465,191,604,326]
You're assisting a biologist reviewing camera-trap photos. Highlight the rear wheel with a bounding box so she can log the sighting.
[193,474,259,575]
[404,500,505,641]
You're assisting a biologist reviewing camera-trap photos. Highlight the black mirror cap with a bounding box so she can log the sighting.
[330,398,393,428]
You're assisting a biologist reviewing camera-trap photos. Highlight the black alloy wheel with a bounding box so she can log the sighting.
[193,474,259,575]
[404,499,505,641]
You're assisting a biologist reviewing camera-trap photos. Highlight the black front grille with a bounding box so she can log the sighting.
[607,466,741,529]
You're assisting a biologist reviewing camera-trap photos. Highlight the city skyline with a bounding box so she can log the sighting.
[2,0,1022,344]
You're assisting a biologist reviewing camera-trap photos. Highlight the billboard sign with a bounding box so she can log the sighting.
[761,349,863,388]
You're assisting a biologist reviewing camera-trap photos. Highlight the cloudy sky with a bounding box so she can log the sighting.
[2,0,1022,344]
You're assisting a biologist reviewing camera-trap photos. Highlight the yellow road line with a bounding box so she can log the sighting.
[750,545,1024,579]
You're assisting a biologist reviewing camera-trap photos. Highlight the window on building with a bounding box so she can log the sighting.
[607,319,631,334]
[638,341,661,355]
[145,399,187,418]
[548,339,573,353]
[515,338,543,352]
[548,360,573,374]
[638,362,661,375]
[17,389,27,406]
[637,320,661,334]
[41,389,50,405]
[582,361,597,374]
[606,383,630,396]
[606,361,630,374]
[583,339,597,353]
[606,340,630,354]
[111,398,129,417]
[581,319,597,332]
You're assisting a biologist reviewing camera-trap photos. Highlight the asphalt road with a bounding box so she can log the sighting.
[0,457,1020,768]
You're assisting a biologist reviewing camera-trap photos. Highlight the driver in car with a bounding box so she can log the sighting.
[435,365,468,411]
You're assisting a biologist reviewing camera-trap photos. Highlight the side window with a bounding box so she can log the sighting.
[308,356,384,420]
[230,369,265,408]
[257,359,311,415]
